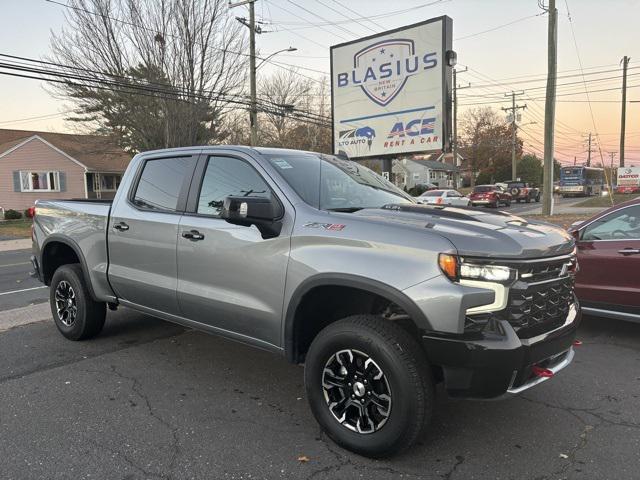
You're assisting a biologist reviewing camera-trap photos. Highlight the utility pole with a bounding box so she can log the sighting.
[541,0,557,216]
[573,156,576,166]
[585,132,593,166]
[230,0,260,146]
[452,67,469,184]
[501,91,526,180]
[619,55,630,167]
[609,151,617,191]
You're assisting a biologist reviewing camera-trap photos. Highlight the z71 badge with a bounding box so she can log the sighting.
[303,222,346,231]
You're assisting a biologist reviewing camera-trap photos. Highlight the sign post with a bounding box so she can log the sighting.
[330,16,453,171]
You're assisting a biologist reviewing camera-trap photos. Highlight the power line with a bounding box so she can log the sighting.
[0,110,73,125]
[564,0,612,195]
[273,0,351,41]
[458,68,640,95]
[327,0,385,31]
[264,0,448,28]
[0,57,332,128]
[314,0,377,35]
[455,12,545,41]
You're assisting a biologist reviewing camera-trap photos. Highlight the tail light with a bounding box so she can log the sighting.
[28,205,36,241]
[531,365,554,378]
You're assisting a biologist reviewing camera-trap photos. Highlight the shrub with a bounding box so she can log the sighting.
[4,209,22,220]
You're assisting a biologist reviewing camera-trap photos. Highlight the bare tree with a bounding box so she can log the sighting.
[256,71,331,153]
[50,0,247,152]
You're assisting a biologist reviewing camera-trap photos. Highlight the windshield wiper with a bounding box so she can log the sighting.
[326,207,364,213]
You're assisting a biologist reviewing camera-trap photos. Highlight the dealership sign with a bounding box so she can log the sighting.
[331,17,453,158]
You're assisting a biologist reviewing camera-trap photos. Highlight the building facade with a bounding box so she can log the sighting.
[0,129,131,213]
[392,152,462,190]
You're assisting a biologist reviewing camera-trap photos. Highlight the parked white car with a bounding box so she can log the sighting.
[415,189,470,207]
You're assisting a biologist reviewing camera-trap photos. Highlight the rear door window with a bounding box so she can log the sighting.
[132,157,195,211]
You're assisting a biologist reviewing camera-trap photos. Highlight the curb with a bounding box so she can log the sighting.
[0,303,50,333]
[0,238,32,253]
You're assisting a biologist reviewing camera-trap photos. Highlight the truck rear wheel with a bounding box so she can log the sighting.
[50,264,106,341]
[304,315,433,457]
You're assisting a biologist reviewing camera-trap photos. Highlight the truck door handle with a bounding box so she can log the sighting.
[182,230,205,241]
[618,248,640,255]
[113,222,129,231]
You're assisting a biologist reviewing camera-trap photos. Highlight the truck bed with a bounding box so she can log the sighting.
[33,199,114,301]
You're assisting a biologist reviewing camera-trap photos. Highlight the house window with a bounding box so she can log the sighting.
[429,171,436,180]
[99,174,122,192]
[20,171,60,192]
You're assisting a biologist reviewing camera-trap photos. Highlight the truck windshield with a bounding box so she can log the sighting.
[263,152,413,211]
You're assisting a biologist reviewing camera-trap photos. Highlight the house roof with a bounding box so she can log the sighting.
[0,129,131,172]
[406,158,459,172]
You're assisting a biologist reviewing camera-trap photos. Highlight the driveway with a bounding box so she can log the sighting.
[0,305,638,480]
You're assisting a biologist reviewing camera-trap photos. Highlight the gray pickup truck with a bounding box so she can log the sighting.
[32,146,580,457]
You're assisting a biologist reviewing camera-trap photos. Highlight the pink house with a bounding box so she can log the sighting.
[0,129,131,213]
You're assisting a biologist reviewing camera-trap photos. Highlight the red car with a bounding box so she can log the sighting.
[469,185,511,208]
[569,198,640,322]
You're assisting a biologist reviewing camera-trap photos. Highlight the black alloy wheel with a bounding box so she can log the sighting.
[322,349,392,434]
[54,280,77,327]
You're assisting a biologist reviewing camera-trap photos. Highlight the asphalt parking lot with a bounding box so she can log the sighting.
[1,298,639,479]
[0,248,48,311]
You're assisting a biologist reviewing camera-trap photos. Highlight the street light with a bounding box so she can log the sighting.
[249,46,297,146]
[257,47,297,70]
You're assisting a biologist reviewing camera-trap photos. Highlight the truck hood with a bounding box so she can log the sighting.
[351,204,574,259]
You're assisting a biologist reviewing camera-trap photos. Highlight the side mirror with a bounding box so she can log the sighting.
[568,222,582,241]
[221,196,283,238]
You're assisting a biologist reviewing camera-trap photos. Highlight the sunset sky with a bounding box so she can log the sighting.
[0,0,638,166]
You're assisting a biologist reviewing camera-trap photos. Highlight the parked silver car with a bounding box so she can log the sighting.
[415,189,470,207]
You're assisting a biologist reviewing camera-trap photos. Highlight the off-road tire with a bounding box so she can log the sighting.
[304,315,433,458]
[50,264,106,341]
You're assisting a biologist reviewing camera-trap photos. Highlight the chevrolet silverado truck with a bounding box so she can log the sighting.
[31,146,580,457]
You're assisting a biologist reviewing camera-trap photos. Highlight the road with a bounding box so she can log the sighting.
[0,304,639,479]
[0,248,48,311]
[492,195,580,215]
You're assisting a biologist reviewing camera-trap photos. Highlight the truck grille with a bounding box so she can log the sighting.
[464,256,576,338]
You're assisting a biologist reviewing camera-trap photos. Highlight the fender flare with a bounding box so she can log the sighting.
[283,273,432,363]
[40,234,100,301]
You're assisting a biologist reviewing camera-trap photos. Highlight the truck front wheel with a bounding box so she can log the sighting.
[50,264,106,341]
[304,315,433,457]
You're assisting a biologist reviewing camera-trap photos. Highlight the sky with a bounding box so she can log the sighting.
[0,0,638,166]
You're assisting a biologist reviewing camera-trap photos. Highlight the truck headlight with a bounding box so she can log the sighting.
[460,263,514,281]
[439,254,517,282]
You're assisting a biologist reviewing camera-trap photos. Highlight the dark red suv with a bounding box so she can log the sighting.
[569,198,640,322]
[469,185,511,208]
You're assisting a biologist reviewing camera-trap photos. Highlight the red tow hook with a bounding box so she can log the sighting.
[573,340,582,346]
[531,365,554,378]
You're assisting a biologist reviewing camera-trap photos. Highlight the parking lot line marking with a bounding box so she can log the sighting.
[0,262,31,268]
[0,286,47,296]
